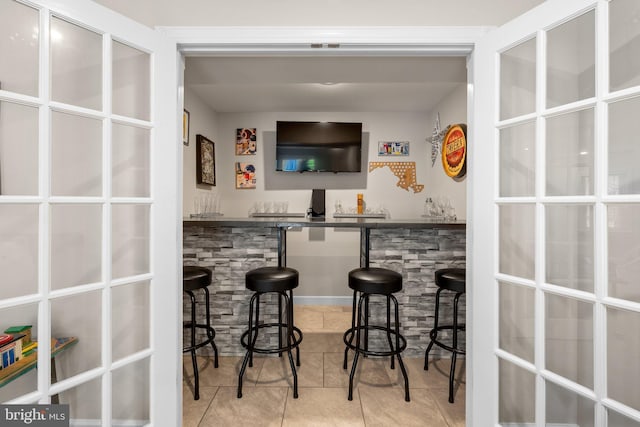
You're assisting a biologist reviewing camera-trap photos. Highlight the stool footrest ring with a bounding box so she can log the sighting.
[428,325,466,355]
[343,325,407,357]
[240,322,303,354]
[183,324,217,353]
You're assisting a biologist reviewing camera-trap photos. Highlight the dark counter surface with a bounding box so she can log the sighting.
[183,216,466,229]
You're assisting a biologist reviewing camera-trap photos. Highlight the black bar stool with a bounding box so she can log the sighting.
[183,266,219,400]
[237,266,303,398]
[424,268,466,403]
[343,267,410,402]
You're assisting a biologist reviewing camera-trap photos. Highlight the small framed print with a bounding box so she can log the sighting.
[183,109,190,146]
[378,141,409,156]
[236,128,257,155]
[235,162,256,189]
[196,134,215,185]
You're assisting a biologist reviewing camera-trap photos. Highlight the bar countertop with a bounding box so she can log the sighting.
[183,216,466,229]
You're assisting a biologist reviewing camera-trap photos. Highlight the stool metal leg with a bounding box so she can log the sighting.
[348,293,366,401]
[186,290,200,400]
[282,291,299,398]
[386,295,395,370]
[448,291,463,403]
[343,290,358,370]
[249,294,260,368]
[392,294,410,402]
[238,292,259,398]
[204,287,219,368]
[424,287,443,371]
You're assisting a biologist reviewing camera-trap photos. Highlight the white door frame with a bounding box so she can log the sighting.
[161,25,490,425]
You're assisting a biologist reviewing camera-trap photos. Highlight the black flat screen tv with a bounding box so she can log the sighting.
[276,121,362,172]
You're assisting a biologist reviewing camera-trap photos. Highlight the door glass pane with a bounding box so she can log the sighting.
[608,204,640,303]
[112,41,150,121]
[499,358,535,425]
[0,0,38,96]
[59,377,101,425]
[499,204,535,279]
[0,205,38,299]
[546,293,593,389]
[50,204,102,290]
[0,101,39,195]
[546,10,596,108]
[50,290,102,383]
[500,38,536,120]
[112,123,150,198]
[546,109,595,196]
[112,204,150,279]
[607,409,640,427]
[608,306,640,411]
[51,111,102,197]
[610,0,640,92]
[499,121,536,197]
[546,381,594,427]
[112,281,150,361]
[546,204,594,292]
[499,281,535,363]
[609,96,640,195]
[50,17,102,110]
[112,357,150,425]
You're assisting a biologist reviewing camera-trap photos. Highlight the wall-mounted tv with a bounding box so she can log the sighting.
[276,121,362,173]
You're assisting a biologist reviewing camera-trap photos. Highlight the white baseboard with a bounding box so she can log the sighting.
[501,424,578,427]
[293,296,351,306]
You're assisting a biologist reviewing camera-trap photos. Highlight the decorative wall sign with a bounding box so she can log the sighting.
[235,162,256,189]
[236,128,257,155]
[196,134,215,185]
[427,112,450,167]
[378,141,409,156]
[441,123,467,181]
[369,161,424,193]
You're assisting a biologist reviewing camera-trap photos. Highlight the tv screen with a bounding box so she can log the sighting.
[276,121,362,172]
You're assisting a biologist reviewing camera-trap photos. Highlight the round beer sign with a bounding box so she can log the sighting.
[441,123,467,180]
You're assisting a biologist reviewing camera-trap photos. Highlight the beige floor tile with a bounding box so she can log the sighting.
[298,332,345,353]
[322,311,353,332]
[296,305,349,313]
[430,386,466,427]
[324,352,394,389]
[201,386,287,427]
[282,387,365,427]
[293,308,324,332]
[359,387,449,427]
[257,352,323,388]
[182,384,216,427]
[184,355,265,388]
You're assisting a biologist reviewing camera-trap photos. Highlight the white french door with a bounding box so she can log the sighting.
[0,0,179,425]
[472,0,640,425]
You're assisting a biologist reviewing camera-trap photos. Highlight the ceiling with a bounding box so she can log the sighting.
[184,56,467,113]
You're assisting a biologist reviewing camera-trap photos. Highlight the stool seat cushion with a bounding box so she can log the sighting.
[183,266,212,292]
[246,266,299,292]
[435,268,466,293]
[348,267,402,294]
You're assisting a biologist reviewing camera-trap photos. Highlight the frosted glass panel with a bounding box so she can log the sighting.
[609,96,640,195]
[546,11,595,107]
[0,0,38,95]
[546,204,594,292]
[50,290,102,383]
[0,100,39,196]
[59,377,101,424]
[608,409,640,427]
[546,109,594,196]
[499,204,535,279]
[546,293,593,389]
[500,38,536,120]
[51,17,102,110]
[112,358,150,425]
[51,111,102,197]
[0,303,38,401]
[112,41,150,120]
[608,204,640,303]
[0,205,38,299]
[112,123,150,197]
[499,121,536,197]
[499,281,535,363]
[112,281,150,361]
[546,381,594,427]
[50,204,102,290]
[610,0,640,92]
[112,204,150,279]
[499,359,535,425]
[608,307,640,411]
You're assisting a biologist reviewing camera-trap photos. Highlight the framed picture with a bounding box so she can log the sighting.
[236,128,257,155]
[196,134,215,185]
[378,141,409,156]
[235,162,256,189]
[183,109,190,146]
